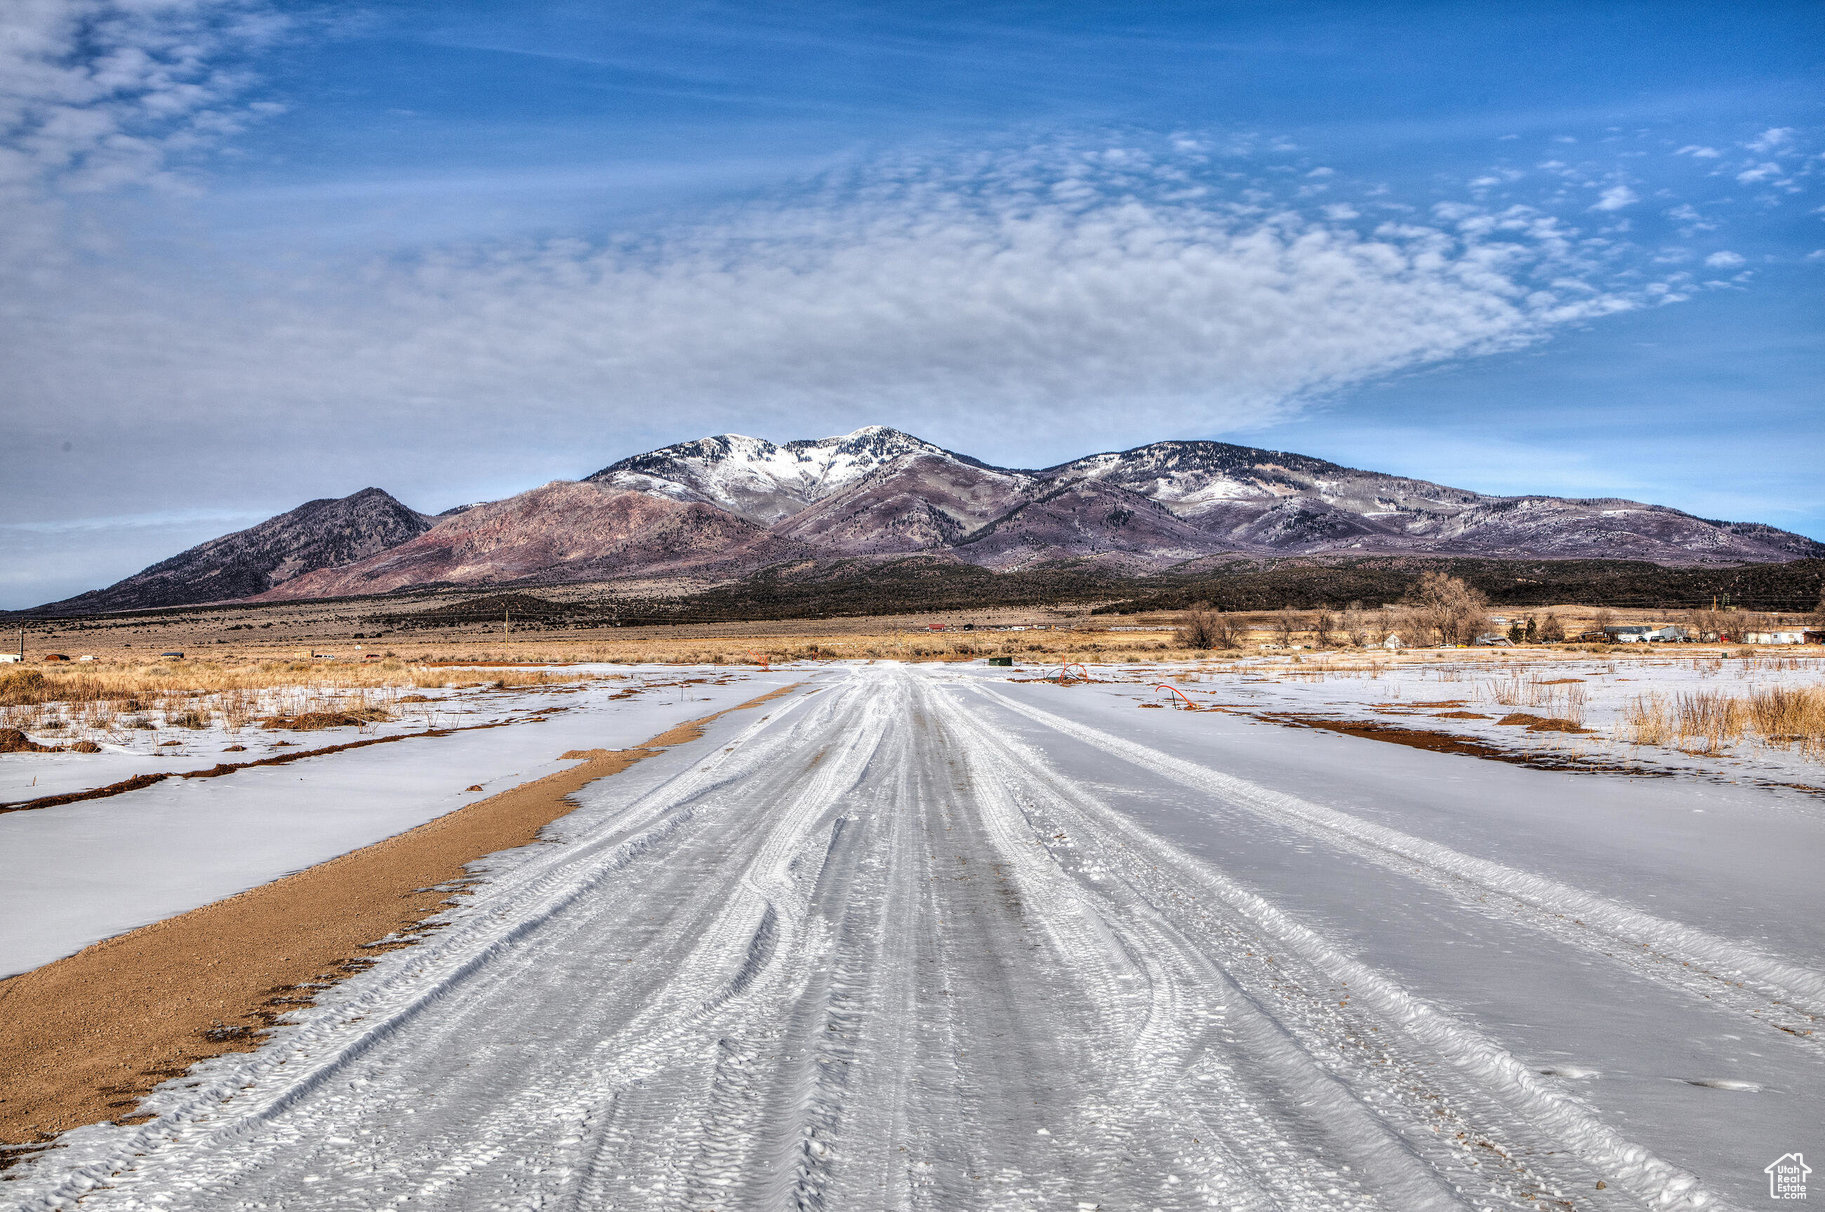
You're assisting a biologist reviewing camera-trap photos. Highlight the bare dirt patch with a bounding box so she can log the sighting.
[0,684,801,1158]
[1252,712,1650,776]
[1495,712,1592,734]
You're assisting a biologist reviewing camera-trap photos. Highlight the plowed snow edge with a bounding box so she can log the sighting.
[0,684,800,1160]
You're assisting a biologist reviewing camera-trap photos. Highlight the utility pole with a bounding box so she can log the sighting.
[504,605,511,644]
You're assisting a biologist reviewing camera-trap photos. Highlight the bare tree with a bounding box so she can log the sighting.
[1175,604,1241,651]
[1693,608,1731,641]
[1210,612,1243,649]
[1314,610,1341,648]
[1174,606,1216,650]
[1404,572,1489,647]
[1537,612,1566,643]
[1271,609,1303,648]
[1341,604,1371,647]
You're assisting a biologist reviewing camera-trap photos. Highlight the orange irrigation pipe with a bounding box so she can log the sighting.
[748,649,771,671]
[1052,662,1092,683]
[1154,683,1198,709]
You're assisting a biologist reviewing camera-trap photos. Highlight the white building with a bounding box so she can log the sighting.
[1741,630,1807,645]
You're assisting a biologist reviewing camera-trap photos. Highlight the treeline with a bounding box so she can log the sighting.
[1099,557,1825,614]
[368,556,1825,629]
[611,558,1124,623]
[368,558,1126,629]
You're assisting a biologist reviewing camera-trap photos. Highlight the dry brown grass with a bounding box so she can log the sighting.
[400,629,1205,667]
[1745,686,1825,755]
[259,706,394,732]
[1621,685,1825,757]
[1487,672,1588,727]
[0,659,596,706]
[0,659,609,747]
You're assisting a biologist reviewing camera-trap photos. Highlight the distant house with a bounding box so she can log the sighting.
[1741,630,1806,645]
[1381,634,1404,651]
[1648,625,1693,642]
[0,653,19,664]
[1603,625,1655,643]
[1473,633,1513,647]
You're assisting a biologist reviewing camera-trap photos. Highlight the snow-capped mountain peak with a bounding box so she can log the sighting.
[587,426,969,524]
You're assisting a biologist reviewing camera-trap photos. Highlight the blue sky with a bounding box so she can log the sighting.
[1,0,1821,606]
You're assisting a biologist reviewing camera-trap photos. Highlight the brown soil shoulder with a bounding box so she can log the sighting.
[0,683,801,1160]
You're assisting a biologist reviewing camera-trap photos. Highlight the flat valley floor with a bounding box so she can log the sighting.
[6,662,1823,1210]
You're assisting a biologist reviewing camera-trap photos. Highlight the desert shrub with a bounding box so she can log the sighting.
[0,670,47,705]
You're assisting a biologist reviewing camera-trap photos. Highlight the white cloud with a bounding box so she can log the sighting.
[1590,184,1638,211]
[1675,145,1721,158]
[1737,162,1783,184]
[1747,127,1795,154]
[2,9,1784,553]
[1,142,1663,489]
[1703,250,1745,268]
[1664,202,1716,233]
[0,0,283,268]
[0,1,280,188]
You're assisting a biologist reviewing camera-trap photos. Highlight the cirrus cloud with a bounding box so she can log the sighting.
[1,141,1672,484]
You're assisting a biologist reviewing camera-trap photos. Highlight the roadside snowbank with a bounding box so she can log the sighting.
[0,668,795,977]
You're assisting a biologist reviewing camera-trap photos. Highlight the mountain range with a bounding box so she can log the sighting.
[39,427,1825,613]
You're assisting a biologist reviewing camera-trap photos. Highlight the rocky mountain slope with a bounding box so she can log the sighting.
[257,482,776,601]
[1043,440,1825,563]
[42,488,433,613]
[36,428,1824,612]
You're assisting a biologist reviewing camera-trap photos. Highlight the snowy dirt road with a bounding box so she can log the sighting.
[11,662,1822,1210]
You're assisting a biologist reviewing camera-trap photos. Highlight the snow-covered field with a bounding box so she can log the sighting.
[1121,649,1825,788]
[6,660,1823,1210]
[0,668,798,977]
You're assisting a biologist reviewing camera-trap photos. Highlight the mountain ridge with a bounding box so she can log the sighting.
[33,429,1825,612]
[41,488,434,615]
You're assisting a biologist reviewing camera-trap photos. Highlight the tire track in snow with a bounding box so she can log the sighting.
[972,684,1825,1036]
[7,681,846,1211]
[945,683,1735,1212]
[7,665,1777,1211]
